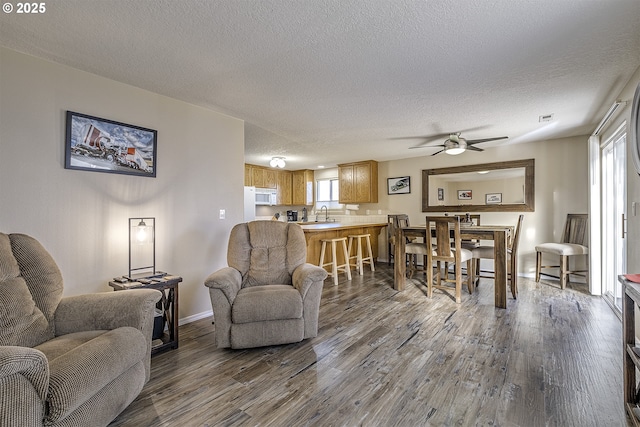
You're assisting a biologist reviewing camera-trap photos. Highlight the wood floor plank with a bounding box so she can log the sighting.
[110,265,629,426]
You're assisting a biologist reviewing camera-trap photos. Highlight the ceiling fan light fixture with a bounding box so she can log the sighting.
[444,146,465,155]
[270,156,286,168]
[444,137,466,155]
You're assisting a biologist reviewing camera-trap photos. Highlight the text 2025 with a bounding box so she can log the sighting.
[16,3,46,13]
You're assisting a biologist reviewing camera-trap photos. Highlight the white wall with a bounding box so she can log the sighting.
[375,137,589,275]
[0,48,245,322]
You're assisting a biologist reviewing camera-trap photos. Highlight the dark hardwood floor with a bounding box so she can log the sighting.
[110,264,627,427]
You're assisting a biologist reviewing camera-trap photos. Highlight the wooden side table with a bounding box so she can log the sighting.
[109,275,182,355]
[621,275,640,426]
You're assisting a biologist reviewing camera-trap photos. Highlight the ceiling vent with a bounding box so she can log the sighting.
[539,114,554,123]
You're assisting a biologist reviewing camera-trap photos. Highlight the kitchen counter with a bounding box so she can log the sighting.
[299,222,388,265]
[299,222,387,231]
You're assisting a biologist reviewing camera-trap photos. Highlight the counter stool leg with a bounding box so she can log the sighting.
[331,239,339,286]
[319,240,327,271]
[365,234,375,272]
[347,236,356,274]
[341,238,352,281]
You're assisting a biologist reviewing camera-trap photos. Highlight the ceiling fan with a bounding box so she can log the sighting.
[409,133,508,156]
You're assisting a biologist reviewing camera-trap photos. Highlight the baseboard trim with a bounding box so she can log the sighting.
[178,309,213,326]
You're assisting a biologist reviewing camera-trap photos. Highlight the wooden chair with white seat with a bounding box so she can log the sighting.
[471,214,524,299]
[535,213,588,289]
[426,216,474,303]
[460,214,482,250]
[387,214,428,277]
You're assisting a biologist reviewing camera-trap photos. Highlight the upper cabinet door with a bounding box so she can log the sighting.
[277,170,292,206]
[248,164,277,189]
[338,160,378,204]
[292,170,314,205]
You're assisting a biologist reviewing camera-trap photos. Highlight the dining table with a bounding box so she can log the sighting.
[394,223,513,308]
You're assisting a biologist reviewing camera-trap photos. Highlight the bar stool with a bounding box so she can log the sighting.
[347,234,375,275]
[319,237,352,286]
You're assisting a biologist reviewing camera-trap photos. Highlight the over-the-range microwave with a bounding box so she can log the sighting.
[255,188,277,206]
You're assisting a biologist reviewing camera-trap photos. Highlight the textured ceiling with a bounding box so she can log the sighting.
[1,0,639,169]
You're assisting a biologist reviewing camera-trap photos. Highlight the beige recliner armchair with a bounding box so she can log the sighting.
[0,233,161,427]
[204,221,328,349]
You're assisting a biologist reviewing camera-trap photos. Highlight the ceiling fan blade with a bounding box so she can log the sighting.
[409,144,445,150]
[466,145,484,152]
[394,133,453,148]
[466,136,508,145]
[390,133,450,141]
[431,149,445,156]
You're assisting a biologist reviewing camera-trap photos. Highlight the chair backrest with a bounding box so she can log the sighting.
[227,221,307,288]
[510,214,525,254]
[387,214,410,241]
[562,214,588,246]
[0,233,63,347]
[462,214,481,244]
[426,216,460,264]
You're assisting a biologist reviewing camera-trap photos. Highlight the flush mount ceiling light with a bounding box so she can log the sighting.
[269,156,286,168]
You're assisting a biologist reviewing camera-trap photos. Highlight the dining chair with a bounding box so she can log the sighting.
[437,214,480,281]
[535,213,589,289]
[471,214,524,299]
[426,216,474,303]
[461,214,481,249]
[387,214,405,265]
[387,214,428,277]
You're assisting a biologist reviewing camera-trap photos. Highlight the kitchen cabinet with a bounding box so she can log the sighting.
[264,168,277,189]
[245,165,313,206]
[277,170,293,206]
[244,164,252,186]
[338,160,378,204]
[245,164,277,189]
[292,169,314,206]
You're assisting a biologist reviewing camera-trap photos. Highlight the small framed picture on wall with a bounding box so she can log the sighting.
[457,190,472,200]
[388,176,410,194]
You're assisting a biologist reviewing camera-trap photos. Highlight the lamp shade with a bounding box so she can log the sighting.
[129,217,155,278]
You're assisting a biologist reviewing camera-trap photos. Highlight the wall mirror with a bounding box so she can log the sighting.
[631,82,640,175]
[422,158,535,212]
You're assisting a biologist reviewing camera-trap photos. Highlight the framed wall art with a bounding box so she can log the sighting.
[485,193,502,204]
[457,190,472,200]
[388,176,410,194]
[65,111,157,177]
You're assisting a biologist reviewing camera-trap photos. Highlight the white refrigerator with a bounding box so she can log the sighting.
[244,186,256,221]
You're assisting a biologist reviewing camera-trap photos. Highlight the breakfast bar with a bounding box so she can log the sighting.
[299,222,388,265]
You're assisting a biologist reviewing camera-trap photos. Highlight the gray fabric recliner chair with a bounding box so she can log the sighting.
[0,232,161,427]
[204,221,327,349]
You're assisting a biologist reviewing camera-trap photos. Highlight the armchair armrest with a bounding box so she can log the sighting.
[0,346,49,426]
[54,289,162,336]
[204,267,242,305]
[292,263,328,298]
[0,346,49,397]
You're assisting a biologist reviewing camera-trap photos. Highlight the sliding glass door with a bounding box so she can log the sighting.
[601,127,626,313]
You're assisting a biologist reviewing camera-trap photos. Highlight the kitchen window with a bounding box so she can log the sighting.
[316,178,339,202]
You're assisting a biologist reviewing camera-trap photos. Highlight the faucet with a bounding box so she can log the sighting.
[316,205,328,222]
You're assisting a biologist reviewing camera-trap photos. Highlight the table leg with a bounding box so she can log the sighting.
[172,284,179,349]
[493,229,508,308]
[394,227,406,291]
